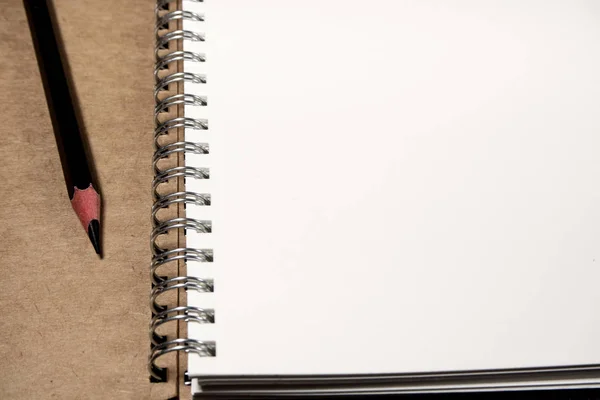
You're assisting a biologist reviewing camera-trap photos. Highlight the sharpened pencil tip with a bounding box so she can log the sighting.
[70,185,102,257]
[87,219,102,256]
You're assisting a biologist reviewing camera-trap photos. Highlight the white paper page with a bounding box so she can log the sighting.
[182,0,600,377]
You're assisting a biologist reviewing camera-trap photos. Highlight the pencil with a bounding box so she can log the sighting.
[24,0,102,256]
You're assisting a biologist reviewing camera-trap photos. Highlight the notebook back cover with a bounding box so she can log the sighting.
[0,0,177,398]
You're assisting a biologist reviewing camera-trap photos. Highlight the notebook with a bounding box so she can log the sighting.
[151,0,600,397]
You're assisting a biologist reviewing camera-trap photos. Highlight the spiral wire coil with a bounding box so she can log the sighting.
[150,0,214,383]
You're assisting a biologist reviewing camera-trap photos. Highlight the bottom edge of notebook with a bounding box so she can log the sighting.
[190,365,600,398]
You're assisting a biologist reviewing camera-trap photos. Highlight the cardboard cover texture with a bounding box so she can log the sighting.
[0,0,176,398]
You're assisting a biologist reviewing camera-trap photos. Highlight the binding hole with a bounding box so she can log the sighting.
[150,364,167,383]
[152,331,167,345]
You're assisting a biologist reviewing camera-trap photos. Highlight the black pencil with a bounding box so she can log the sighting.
[24,0,102,256]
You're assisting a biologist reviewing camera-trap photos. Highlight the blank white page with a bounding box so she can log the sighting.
[183,0,600,377]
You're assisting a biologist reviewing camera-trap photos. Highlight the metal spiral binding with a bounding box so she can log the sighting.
[150,0,214,383]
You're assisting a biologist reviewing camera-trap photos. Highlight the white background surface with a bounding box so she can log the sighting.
[183,0,600,377]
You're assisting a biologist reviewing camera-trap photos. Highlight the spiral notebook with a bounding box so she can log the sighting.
[151,0,600,397]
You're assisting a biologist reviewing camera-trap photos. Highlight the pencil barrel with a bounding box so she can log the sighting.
[23,0,94,197]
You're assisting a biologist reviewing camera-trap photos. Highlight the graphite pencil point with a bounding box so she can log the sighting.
[87,219,102,256]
